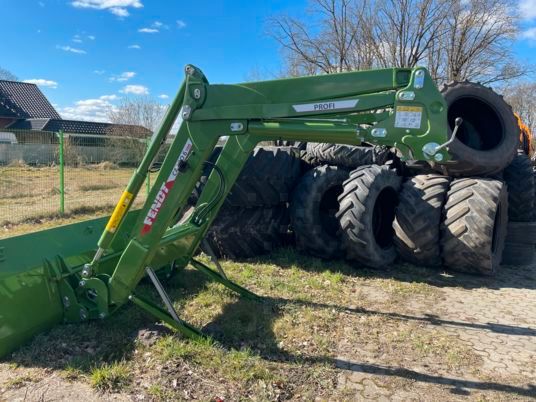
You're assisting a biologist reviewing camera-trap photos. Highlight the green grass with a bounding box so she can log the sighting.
[146,384,176,401]
[4,241,490,400]
[90,361,131,392]
[153,336,274,382]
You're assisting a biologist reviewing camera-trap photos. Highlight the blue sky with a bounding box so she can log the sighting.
[1,0,535,122]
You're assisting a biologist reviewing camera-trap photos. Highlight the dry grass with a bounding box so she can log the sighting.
[1,229,487,400]
[1,217,530,400]
[0,165,150,225]
[6,159,28,168]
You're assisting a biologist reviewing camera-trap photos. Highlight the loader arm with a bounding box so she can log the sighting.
[0,65,450,356]
[98,65,449,308]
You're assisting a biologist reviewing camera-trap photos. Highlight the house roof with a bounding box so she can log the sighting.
[0,80,61,119]
[0,80,151,137]
[8,118,152,137]
[7,118,50,130]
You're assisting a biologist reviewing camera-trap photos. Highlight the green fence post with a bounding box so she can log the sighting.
[146,138,151,196]
[58,130,65,215]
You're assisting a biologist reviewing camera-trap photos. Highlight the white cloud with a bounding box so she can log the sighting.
[23,79,58,89]
[100,94,119,101]
[57,45,86,54]
[72,34,83,43]
[158,94,169,99]
[520,0,536,20]
[128,44,141,49]
[38,1,45,7]
[522,27,536,40]
[154,21,169,29]
[93,69,105,74]
[110,71,136,82]
[120,85,149,95]
[138,21,168,33]
[138,27,158,33]
[71,0,143,17]
[110,7,128,16]
[59,94,120,122]
[87,35,96,40]
[176,19,186,28]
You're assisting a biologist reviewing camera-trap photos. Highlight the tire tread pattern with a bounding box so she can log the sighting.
[336,165,402,268]
[441,178,508,275]
[393,174,450,266]
[306,143,390,169]
[203,207,290,259]
[290,164,349,259]
[503,151,535,222]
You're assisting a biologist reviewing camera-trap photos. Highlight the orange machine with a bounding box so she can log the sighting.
[516,113,534,158]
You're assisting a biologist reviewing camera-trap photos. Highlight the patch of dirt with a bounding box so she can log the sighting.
[0,368,130,402]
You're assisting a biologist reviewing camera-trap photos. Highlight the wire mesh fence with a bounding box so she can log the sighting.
[0,129,162,225]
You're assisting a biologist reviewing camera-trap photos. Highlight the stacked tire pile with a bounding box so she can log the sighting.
[202,81,535,275]
[290,82,534,275]
[500,151,536,265]
[199,146,302,259]
[393,83,536,274]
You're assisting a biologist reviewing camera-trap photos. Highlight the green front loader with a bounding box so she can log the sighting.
[0,65,455,358]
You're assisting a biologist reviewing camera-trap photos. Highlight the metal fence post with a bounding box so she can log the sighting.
[146,138,151,195]
[57,130,65,214]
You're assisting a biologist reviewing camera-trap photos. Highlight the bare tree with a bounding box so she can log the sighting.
[0,66,18,81]
[438,0,524,84]
[268,0,451,76]
[365,0,451,71]
[107,96,168,164]
[108,96,167,134]
[268,0,366,75]
[268,0,528,85]
[504,82,536,133]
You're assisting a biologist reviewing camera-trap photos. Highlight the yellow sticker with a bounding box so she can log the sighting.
[105,191,133,233]
[397,106,423,113]
[395,106,423,129]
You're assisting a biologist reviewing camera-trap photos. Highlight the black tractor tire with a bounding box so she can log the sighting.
[192,146,302,208]
[503,151,535,222]
[290,165,349,259]
[501,242,535,266]
[441,178,508,275]
[437,81,519,177]
[299,149,321,171]
[505,222,536,245]
[336,165,402,268]
[533,166,536,203]
[393,174,450,266]
[203,206,290,259]
[273,140,307,150]
[305,143,390,169]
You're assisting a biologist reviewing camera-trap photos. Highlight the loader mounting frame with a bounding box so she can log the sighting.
[0,64,450,356]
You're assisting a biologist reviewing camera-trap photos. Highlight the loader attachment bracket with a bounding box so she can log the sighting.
[1,64,453,357]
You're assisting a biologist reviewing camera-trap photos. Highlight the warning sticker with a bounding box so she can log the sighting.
[395,106,423,129]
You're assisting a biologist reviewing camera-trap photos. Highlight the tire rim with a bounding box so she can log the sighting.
[319,184,344,236]
[447,96,504,151]
[372,187,398,249]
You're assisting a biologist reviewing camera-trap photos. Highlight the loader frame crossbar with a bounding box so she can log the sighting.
[0,65,451,355]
